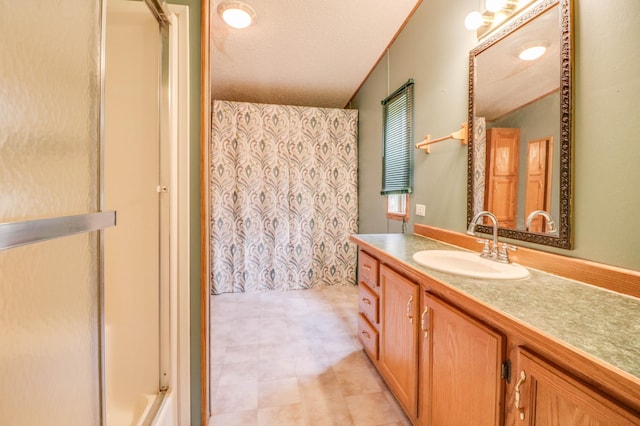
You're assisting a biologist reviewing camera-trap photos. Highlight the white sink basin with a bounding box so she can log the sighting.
[412,250,530,280]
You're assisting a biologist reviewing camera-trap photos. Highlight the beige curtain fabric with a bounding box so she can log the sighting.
[210,101,358,294]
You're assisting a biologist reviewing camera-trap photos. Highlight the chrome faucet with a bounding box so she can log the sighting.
[467,210,516,263]
[525,210,558,234]
[467,210,499,259]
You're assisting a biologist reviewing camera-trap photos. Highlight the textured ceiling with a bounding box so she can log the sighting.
[211,0,422,108]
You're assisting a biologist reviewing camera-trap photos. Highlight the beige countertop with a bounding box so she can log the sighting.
[353,233,640,381]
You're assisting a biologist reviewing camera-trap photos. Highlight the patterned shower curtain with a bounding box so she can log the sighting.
[210,100,358,294]
[473,116,486,215]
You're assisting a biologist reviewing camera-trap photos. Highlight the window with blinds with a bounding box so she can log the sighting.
[381,79,414,196]
[381,79,414,220]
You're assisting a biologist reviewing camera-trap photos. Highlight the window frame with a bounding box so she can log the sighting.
[386,193,409,221]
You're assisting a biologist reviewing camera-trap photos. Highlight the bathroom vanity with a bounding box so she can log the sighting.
[351,227,640,425]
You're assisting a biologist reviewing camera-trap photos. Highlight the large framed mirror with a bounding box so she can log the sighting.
[467,0,573,249]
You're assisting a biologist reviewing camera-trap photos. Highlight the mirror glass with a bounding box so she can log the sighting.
[468,0,573,248]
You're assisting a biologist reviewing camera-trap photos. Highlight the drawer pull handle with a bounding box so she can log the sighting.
[406,295,414,324]
[421,305,429,337]
[361,297,371,305]
[514,370,526,421]
[360,330,371,340]
[362,264,372,271]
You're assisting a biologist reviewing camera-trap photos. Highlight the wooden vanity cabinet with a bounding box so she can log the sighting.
[352,242,640,426]
[419,290,505,426]
[367,255,505,425]
[357,282,379,360]
[514,348,640,425]
[379,264,420,417]
[357,251,380,360]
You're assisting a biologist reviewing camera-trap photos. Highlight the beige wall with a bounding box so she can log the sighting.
[352,0,640,271]
[104,2,161,423]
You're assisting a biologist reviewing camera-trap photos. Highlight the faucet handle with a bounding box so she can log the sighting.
[476,239,492,258]
[497,243,517,263]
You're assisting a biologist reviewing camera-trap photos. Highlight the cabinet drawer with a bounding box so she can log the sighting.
[358,282,379,325]
[359,250,379,290]
[358,313,379,360]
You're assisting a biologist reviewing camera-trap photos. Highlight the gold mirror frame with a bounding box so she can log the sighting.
[467,0,573,249]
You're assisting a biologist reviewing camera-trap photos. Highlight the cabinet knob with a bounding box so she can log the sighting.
[514,370,526,421]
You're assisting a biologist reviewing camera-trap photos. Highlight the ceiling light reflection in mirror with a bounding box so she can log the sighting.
[218,1,256,29]
[519,44,547,60]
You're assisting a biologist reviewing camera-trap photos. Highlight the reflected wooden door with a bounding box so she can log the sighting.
[485,128,520,228]
[524,137,553,233]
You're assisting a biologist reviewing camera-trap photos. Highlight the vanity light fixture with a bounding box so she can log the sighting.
[493,11,508,25]
[485,0,519,13]
[519,44,547,60]
[466,0,528,38]
[485,0,509,12]
[218,0,256,29]
[464,11,487,30]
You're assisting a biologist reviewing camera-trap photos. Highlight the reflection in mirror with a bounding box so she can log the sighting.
[468,0,573,249]
[525,209,558,235]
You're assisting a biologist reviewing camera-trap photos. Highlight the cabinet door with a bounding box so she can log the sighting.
[515,348,640,425]
[419,292,504,426]
[379,264,419,417]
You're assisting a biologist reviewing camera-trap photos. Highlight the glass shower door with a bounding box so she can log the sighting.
[0,1,112,425]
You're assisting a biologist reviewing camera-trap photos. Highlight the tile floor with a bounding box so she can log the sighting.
[209,285,412,426]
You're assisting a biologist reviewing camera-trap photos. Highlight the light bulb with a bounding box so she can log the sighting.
[485,0,508,12]
[222,9,252,28]
[218,1,256,29]
[519,45,547,61]
[465,11,484,30]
